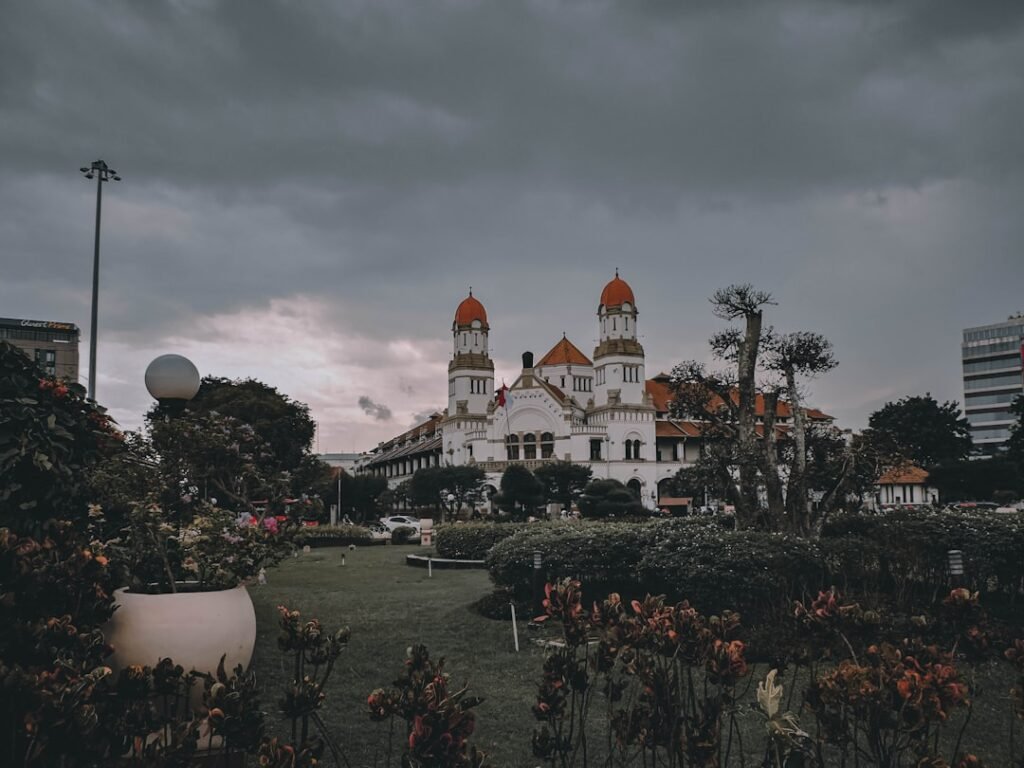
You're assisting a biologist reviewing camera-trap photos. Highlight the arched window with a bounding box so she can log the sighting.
[523,433,537,460]
[633,440,642,459]
[541,432,554,459]
[506,434,520,460]
[624,441,632,460]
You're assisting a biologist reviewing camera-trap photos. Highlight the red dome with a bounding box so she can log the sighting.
[454,293,488,328]
[599,274,635,309]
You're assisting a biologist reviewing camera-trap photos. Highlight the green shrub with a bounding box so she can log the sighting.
[299,524,372,547]
[823,510,1024,603]
[435,522,528,560]
[391,525,419,545]
[638,527,826,621]
[486,518,716,602]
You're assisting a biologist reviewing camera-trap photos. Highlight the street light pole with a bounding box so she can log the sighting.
[80,160,122,402]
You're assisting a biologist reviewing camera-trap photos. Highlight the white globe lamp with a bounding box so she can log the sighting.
[145,354,201,403]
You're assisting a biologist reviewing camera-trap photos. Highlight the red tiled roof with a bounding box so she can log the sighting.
[538,336,592,367]
[645,379,832,421]
[599,273,635,309]
[878,466,930,485]
[453,293,488,328]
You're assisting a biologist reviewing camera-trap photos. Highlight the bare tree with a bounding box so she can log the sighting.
[766,332,837,533]
[669,285,775,527]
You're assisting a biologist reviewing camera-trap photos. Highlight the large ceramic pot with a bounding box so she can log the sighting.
[106,584,256,682]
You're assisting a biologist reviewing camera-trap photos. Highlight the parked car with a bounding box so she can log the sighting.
[379,515,421,532]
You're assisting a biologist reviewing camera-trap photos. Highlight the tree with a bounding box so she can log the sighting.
[928,458,1021,503]
[867,394,972,468]
[438,465,486,520]
[493,465,545,520]
[1007,395,1024,465]
[669,284,775,528]
[149,377,315,477]
[340,474,389,522]
[534,461,593,510]
[410,467,446,515]
[766,332,838,533]
[577,479,645,519]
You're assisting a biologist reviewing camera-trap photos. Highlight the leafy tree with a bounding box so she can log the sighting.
[379,479,412,513]
[577,479,645,519]
[766,331,838,533]
[1008,395,1024,466]
[340,474,389,522]
[928,458,1021,503]
[867,394,972,467]
[534,461,593,510]
[802,428,881,517]
[493,465,545,520]
[439,465,486,520]
[149,377,315,477]
[410,467,446,515]
[290,454,336,503]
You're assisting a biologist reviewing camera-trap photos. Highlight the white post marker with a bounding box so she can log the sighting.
[511,603,520,652]
[341,553,346,567]
[428,556,433,578]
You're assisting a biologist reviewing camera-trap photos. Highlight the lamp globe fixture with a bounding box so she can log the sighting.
[145,354,201,402]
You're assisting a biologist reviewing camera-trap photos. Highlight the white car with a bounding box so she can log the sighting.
[367,522,392,540]
[379,515,421,532]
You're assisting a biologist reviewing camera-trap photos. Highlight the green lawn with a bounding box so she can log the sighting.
[249,545,1020,767]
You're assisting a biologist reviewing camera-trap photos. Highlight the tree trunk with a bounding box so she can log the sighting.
[736,312,764,527]
[784,367,809,534]
[760,391,786,530]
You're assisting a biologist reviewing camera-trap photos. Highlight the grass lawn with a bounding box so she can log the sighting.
[249,545,1020,767]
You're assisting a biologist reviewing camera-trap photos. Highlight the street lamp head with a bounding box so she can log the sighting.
[79,167,90,173]
[145,354,201,403]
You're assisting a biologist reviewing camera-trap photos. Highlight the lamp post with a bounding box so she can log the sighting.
[145,354,201,412]
[446,492,456,524]
[80,160,122,402]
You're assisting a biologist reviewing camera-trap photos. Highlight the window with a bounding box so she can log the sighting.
[625,316,629,331]
[622,365,640,383]
[523,433,537,460]
[34,349,56,376]
[596,367,605,385]
[624,441,632,460]
[965,372,1021,390]
[506,434,520,460]
[449,380,456,397]
[963,357,1020,374]
[590,439,603,461]
[572,376,592,392]
[541,432,554,459]
[625,439,641,459]
[470,378,488,394]
[560,376,566,388]
[612,317,617,331]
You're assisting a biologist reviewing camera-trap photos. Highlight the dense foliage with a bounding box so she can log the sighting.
[493,464,545,519]
[299,523,372,547]
[435,522,528,560]
[534,461,592,509]
[576,478,644,519]
[866,393,973,467]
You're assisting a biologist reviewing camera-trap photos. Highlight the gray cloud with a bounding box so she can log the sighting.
[2,0,1023,449]
[358,396,393,422]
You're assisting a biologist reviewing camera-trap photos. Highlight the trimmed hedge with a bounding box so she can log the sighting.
[299,524,372,547]
[822,509,1024,601]
[484,510,1024,626]
[435,523,528,560]
[486,518,723,605]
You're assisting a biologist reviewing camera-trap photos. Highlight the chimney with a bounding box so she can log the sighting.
[521,350,534,370]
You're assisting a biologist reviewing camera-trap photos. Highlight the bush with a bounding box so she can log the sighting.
[391,525,419,545]
[435,523,528,560]
[486,518,715,603]
[823,510,1024,604]
[299,524,372,547]
[638,527,826,621]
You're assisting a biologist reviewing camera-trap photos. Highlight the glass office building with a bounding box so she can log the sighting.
[961,315,1024,454]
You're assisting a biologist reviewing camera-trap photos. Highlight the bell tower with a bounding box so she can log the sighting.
[448,290,494,416]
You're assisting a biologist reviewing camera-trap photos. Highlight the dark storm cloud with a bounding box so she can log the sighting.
[1,0,1023,448]
[357,396,392,422]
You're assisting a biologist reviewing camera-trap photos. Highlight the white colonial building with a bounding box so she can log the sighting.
[360,274,833,511]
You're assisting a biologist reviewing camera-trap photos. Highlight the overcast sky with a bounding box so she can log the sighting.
[2,0,1023,452]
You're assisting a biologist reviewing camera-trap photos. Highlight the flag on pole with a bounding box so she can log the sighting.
[496,383,513,408]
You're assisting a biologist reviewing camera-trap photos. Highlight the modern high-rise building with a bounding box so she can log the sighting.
[0,317,81,381]
[961,314,1024,454]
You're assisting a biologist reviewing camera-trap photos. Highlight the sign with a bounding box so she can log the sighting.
[0,317,78,332]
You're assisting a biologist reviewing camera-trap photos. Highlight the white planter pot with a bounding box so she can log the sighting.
[107,584,256,684]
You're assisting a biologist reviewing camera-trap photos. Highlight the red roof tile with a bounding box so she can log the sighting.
[453,293,488,328]
[538,336,592,367]
[878,466,930,485]
[599,273,635,309]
